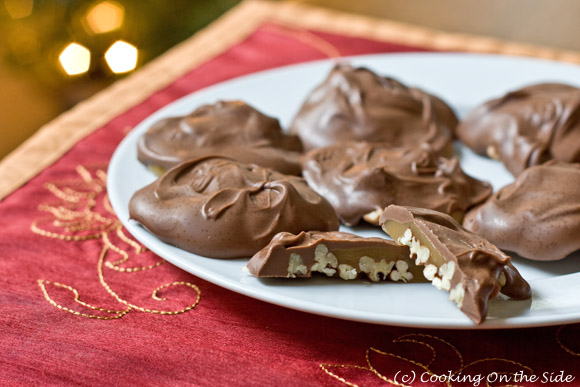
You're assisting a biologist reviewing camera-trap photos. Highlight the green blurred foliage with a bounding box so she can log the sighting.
[0,0,240,100]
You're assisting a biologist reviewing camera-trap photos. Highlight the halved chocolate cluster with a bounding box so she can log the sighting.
[247,230,422,283]
[380,205,531,324]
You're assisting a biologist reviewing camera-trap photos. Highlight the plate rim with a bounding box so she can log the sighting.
[108,51,580,330]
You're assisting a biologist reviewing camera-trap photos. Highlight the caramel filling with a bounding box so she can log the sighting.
[382,220,445,267]
[287,243,425,283]
[382,220,465,307]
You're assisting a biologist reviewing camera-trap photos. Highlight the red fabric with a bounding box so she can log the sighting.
[1,23,579,386]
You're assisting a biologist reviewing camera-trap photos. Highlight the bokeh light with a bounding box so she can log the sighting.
[59,43,91,75]
[4,0,33,19]
[0,0,241,159]
[84,1,124,34]
[105,40,138,73]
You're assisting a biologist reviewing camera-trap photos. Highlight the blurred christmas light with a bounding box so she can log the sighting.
[105,40,138,73]
[4,0,33,19]
[59,43,91,76]
[84,1,124,34]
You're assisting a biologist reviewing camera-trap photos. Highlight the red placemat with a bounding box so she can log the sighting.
[1,5,580,387]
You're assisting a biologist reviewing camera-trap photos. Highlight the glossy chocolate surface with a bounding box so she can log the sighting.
[290,63,457,153]
[138,100,303,175]
[457,83,580,176]
[464,162,580,261]
[302,141,492,226]
[380,205,531,324]
[129,157,339,259]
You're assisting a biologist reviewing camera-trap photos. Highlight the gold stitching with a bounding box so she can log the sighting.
[556,325,580,356]
[461,357,533,374]
[460,357,534,387]
[34,164,201,319]
[38,279,130,320]
[95,169,107,183]
[319,364,369,387]
[98,242,201,315]
[76,165,93,183]
[321,334,534,387]
[392,338,436,368]
[31,219,106,241]
[366,347,432,387]
[103,194,116,215]
[102,228,164,272]
[395,333,464,369]
[116,227,145,254]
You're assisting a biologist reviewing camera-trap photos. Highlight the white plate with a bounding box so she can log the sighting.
[108,53,580,329]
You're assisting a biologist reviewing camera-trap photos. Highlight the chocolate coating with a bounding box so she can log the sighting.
[457,83,580,176]
[464,162,580,261]
[302,141,492,226]
[138,100,303,175]
[380,205,531,324]
[129,157,339,259]
[247,230,421,281]
[290,63,457,153]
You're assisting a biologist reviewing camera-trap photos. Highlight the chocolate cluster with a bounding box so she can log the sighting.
[302,141,491,226]
[464,162,580,261]
[138,100,303,175]
[129,157,339,259]
[457,83,580,176]
[290,63,458,154]
[126,62,580,324]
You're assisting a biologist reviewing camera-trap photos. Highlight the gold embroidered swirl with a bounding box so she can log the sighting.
[556,325,580,357]
[38,279,130,320]
[33,164,201,319]
[321,333,533,387]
